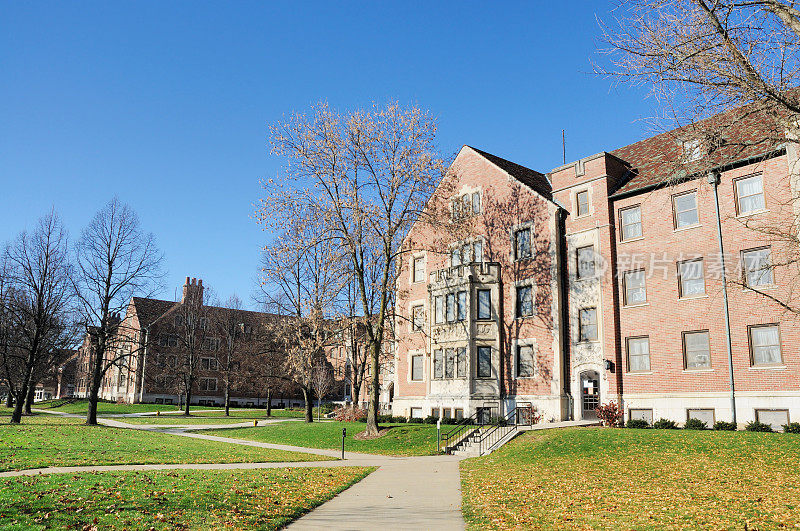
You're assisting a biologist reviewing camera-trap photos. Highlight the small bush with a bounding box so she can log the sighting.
[407,417,424,424]
[782,422,800,433]
[745,420,773,432]
[377,414,394,423]
[626,419,650,429]
[441,417,461,425]
[332,406,366,422]
[392,416,407,423]
[684,418,707,430]
[653,418,679,430]
[596,401,624,427]
[714,421,737,431]
[423,415,439,424]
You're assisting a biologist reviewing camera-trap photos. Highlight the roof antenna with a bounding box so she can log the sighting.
[562,129,566,164]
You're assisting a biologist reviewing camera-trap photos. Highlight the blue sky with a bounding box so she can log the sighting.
[1,1,656,308]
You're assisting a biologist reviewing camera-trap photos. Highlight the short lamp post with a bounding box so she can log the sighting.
[341,427,346,460]
[437,419,442,453]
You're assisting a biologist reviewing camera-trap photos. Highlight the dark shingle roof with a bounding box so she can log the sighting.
[610,103,787,196]
[131,296,284,328]
[468,146,553,200]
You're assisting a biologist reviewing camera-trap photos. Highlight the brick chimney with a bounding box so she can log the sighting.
[181,277,204,304]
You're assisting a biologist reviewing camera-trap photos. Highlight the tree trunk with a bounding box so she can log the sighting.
[86,340,106,426]
[224,384,230,416]
[302,387,313,423]
[364,340,380,436]
[266,388,272,417]
[352,379,360,408]
[184,388,192,416]
[24,382,35,414]
[10,382,28,424]
[6,391,14,408]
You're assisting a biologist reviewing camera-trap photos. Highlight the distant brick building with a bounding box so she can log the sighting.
[392,109,800,429]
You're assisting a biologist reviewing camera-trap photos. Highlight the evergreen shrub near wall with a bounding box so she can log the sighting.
[713,421,737,431]
[626,419,650,429]
[745,421,774,432]
[684,418,707,430]
[653,418,679,430]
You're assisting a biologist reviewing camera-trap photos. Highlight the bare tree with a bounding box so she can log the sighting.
[3,211,75,424]
[172,281,214,416]
[311,361,334,421]
[258,101,448,435]
[213,294,251,416]
[74,197,163,425]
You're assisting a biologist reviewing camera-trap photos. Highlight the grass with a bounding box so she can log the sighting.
[0,416,331,472]
[104,409,308,425]
[31,399,218,415]
[200,421,440,456]
[460,427,800,530]
[0,467,373,530]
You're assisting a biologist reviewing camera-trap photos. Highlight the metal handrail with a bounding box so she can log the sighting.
[476,406,534,455]
[440,411,482,453]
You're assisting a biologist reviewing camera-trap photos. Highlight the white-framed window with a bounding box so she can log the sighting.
[450,247,461,267]
[749,324,782,366]
[410,407,423,419]
[411,305,425,332]
[515,227,532,260]
[755,409,789,431]
[578,308,598,342]
[620,205,642,241]
[472,191,481,214]
[683,139,702,162]
[444,348,455,378]
[623,270,647,305]
[477,346,492,378]
[446,293,456,322]
[516,285,534,318]
[457,291,467,321]
[477,289,492,320]
[201,357,218,370]
[683,330,711,369]
[457,347,467,378]
[673,191,699,229]
[433,349,443,379]
[687,409,715,426]
[576,245,595,279]
[516,345,535,378]
[626,336,651,372]
[473,239,483,263]
[678,259,705,298]
[410,354,424,381]
[742,247,774,287]
[576,190,590,217]
[629,408,653,424]
[735,174,765,215]
[412,255,426,283]
[199,377,217,391]
[434,295,444,324]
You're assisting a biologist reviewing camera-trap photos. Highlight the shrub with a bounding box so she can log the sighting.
[407,417,424,424]
[783,422,800,433]
[392,416,407,423]
[745,420,773,432]
[442,417,461,425]
[423,415,439,424]
[596,401,624,427]
[653,418,679,430]
[714,421,737,431]
[684,418,707,430]
[332,406,366,422]
[626,419,650,429]
[377,414,394,423]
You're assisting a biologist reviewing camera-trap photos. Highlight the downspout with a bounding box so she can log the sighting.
[138,327,148,404]
[708,171,737,425]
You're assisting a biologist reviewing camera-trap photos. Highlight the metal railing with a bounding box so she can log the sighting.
[476,406,531,455]
[440,412,482,453]
[440,405,534,455]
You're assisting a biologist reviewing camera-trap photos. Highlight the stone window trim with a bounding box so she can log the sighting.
[748,323,783,367]
[575,245,596,280]
[408,299,426,333]
[451,187,482,220]
[575,188,591,218]
[476,344,493,379]
[410,252,427,284]
[512,278,536,320]
[512,338,538,379]
[407,350,425,383]
[577,307,599,343]
[510,220,535,261]
[476,288,492,321]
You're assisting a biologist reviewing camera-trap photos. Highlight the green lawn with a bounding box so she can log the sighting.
[200,421,440,456]
[0,417,330,472]
[0,467,373,530]
[461,427,800,530]
[31,399,218,415]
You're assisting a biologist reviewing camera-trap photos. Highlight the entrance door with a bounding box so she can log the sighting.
[580,371,600,420]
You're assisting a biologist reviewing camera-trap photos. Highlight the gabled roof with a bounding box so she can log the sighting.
[467,146,553,200]
[131,296,287,328]
[610,102,787,196]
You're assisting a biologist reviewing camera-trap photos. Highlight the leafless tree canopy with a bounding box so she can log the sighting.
[73,197,163,424]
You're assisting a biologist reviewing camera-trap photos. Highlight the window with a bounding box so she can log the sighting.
[678,259,705,297]
[410,407,423,419]
[431,407,440,419]
[199,378,217,391]
[683,331,711,369]
[629,409,653,424]
[576,246,595,279]
[456,291,467,321]
[749,324,782,366]
[434,296,444,324]
[620,205,642,241]
[454,408,464,420]
[576,190,590,216]
[450,247,461,267]
[578,308,598,342]
[477,289,491,320]
[173,315,183,327]
[515,227,532,260]
[472,191,481,214]
[202,337,220,351]
[462,194,471,215]
[683,139,701,161]
[198,317,208,330]
[457,347,467,378]
[412,256,425,283]
[673,191,699,229]
[756,409,789,431]
[201,357,218,370]
[626,337,651,372]
[433,349,443,379]
[623,270,647,305]
[516,345,535,377]
[411,354,423,380]
[159,334,178,348]
[445,349,455,378]
[687,409,715,426]
[735,175,765,214]
[477,346,492,378]
[446,293,456,322]
[462,243,472,264]
[743,247,774,287]
[516,285,534,318]
[473,240,483,263]
[442,408,452,419]
[411,305,424,332]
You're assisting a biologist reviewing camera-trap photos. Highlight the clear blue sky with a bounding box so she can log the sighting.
[1,1,656,308]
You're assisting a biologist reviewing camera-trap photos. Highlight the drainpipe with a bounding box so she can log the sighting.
[707,170,737,425]
[138,327,148,404]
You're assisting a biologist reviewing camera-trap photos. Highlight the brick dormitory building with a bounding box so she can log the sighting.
[391,106,800,430]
